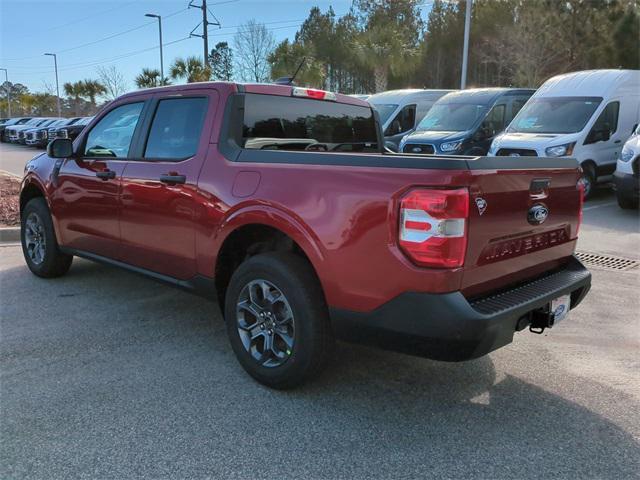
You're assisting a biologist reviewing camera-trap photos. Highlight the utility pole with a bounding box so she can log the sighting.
[145,13,164,84]
[44,53,61,117]
[202,0,208,65]
[189,0,221,66]
[0,68,10,117]
[460,0,472,89]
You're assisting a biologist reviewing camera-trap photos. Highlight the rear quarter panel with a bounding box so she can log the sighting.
[196,151,473,312]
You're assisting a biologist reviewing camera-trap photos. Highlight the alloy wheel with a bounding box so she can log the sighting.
[24,212,46,265]
[236,279,295,368]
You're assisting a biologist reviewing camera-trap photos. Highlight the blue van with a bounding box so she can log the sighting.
[398,88,535,155]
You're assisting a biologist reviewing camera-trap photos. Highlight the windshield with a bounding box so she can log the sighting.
[508,96,602,134]
[416,103,488,132]
[371,103,398,126]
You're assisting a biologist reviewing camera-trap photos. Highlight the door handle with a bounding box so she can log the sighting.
[614,140,621,144]
[95,170,116,180]
[159,174,186,185]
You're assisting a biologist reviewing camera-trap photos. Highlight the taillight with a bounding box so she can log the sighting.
[576,181,584,236]
[292,87,337,101]
[398,188,469,268]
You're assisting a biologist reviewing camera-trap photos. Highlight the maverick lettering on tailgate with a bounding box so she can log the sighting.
[479,228,570,265]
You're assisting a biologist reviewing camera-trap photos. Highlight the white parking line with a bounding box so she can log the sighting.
[583,201,617,211]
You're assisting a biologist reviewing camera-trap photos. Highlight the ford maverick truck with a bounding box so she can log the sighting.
[20,82,591,388]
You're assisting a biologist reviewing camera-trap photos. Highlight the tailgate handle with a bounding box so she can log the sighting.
[530,178,550,199]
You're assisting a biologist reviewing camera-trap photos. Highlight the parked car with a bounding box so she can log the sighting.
[613,124,639,209]
[52,116,93,141]
[23,118,63,146]
[46,117,82,144]
[25,118,82,148]
[21,82,591,388]
[7,118,54,143]
[488,70,640,198]
[399,88,535,155]
[369,89,453,150]
[0,117,33,142]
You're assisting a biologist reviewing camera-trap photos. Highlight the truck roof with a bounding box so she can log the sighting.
[534,69,640,99]
[119,81,370,107]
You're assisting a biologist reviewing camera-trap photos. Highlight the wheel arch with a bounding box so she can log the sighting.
[212,208,327,308]
[19,178,47,214]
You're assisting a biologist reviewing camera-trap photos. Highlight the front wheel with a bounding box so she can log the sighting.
[224,252,333,389]
[616,189,638,209]
[579,164,596,200]
[21,197,73,278]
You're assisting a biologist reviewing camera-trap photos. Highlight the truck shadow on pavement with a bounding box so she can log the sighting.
[2,258,639,479]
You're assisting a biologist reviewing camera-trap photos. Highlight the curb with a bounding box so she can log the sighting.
[0,227,20,243]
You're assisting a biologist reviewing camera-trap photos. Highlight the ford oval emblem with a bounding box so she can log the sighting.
[411,147,422,153]
[528,204,549,225]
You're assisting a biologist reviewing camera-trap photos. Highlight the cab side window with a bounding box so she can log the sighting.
[84,102,144,158]
[585,101,619,144]
[143,97,209,160]
[481,104,506,136]
[385,104,416,136]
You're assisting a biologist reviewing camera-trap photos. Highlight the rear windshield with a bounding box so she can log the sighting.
[242,94,378,152]
[416,103,488,132]
[508,96,602,134]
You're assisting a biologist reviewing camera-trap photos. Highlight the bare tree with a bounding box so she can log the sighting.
[233,19,275,82]
[96,65,128,100]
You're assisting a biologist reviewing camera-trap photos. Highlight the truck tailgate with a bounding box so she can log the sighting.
[461,158,582,298]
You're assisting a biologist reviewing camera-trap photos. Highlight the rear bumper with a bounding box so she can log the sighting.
[330,256,591,361]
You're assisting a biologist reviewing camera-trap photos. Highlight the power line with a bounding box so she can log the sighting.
[0,6,189,62]
[5,19,305,75]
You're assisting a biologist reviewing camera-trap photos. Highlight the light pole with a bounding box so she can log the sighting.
[0,68,10,117]
[44,53,61,117]
[460,0,472,89]
[145,13,164,85]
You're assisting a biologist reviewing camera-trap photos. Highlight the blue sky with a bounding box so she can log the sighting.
[1,0,433,93]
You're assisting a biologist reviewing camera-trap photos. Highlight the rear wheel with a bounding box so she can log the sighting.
[224,252,332,389]
[21,197,73,278]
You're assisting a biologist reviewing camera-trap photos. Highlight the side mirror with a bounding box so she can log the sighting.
[47,138,74,158]
[384,140,398,153]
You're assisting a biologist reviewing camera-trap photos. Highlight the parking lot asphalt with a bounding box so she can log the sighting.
[1,144,639,479]
[0,142,40,177]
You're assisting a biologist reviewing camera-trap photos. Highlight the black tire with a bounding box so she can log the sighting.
[616,190,638,209]
[224,252,333,389]
[580,163,596,200]
[21,197,73,278]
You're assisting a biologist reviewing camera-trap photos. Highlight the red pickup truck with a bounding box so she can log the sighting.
[20,82,591,388]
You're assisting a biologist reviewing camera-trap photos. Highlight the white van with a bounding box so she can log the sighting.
[368,89,453,150]
[488,70,640,198]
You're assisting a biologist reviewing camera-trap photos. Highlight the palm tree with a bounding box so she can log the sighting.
[170,56,212,83]
[63,81,85,116]
[135,68,161,88]
[355,26,417,93]
[80,79,106,108]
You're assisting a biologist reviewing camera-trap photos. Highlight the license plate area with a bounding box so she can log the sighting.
[550,294,571,325]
